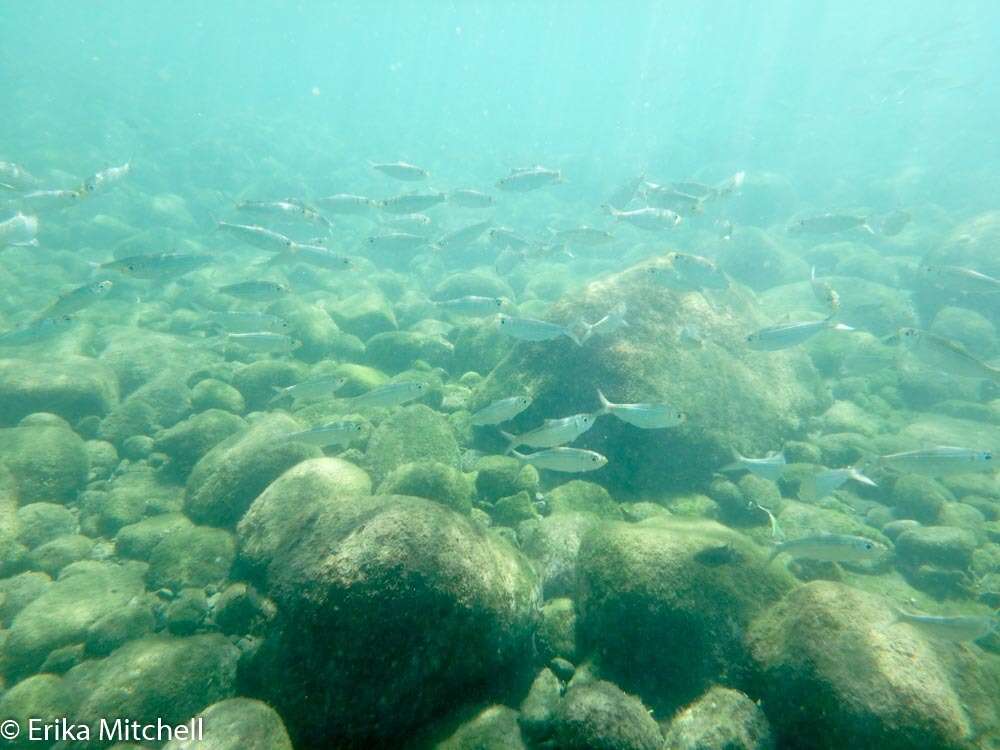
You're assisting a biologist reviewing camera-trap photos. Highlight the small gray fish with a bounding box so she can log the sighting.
[666,252,728,290]
[218,280,290,301]
[0,212,39,247]
[269,376,348,405]
[872,209,911,237]
[0,161,39,190]
[878,446,993,476]
[605,173,645,210]
[604,205,681,231]
[435,220,492,251]
[370,161,429,181]
[37,280,113,319]
[0,314,74,346]
[315,194,376,214]
[746,318,853,350]
[378,192,446,214]
[21,189,86,212]
[768,534,886,563]
[596,389,685,429]
[579,302,629,343]
[922,265,1000,294]
[502,413,595,451]
[470,395,532,426]
[200,310,290,334]
[280,420,365,448]
[448,189,495,208]
[347,381,426,409]
[366,232,428,252]
[82,161,131,193]
[810,267,841,312]
[382,214,433,234]
[799,465,877,502]
[640,183,704,215]
[549,227,614,246]
[221,332,301,353]
[101,252,212,279]
[898,327,1000,382]
[216,220,296,252]
[434,296,505,316]
[498,315,580,345]
[235,199,330,228]
[511,447,607,473]
[489,227,531,249]
[265,244,352,271]
[496,166,563,192]
[788,213,873,235]
[721,450,787,481]
[892,609,996,642]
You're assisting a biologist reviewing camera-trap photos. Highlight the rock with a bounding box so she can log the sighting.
[84,439,119,480]
[190,378,246,414]
[0,356,118,426]
[0,674,74,750]
[122,434,154,459]
[818,399,882,437]
[238,494,540,747]
[620,501,672,522]
[329,362,388,396]
[0,560,146,680]
[930,306,996,359]
[662,686,774,750]
[81,465,183,535]
[270,297,353,364]
[577,518,795,712]
[115,512,194,560]
[882,519,921,541]
[85,600,156,657]
[98,373,193,445]
[547,480,621,519]
[492,490,539,526]
[475,456,539,503]
[327,289,397,339]
[211,582,275,636]
[552,680,663,750]
[433,272,514,301]
[0,424,88,503]
[937,502,987,541]
[184,412,321,527]
[747,581,990,750]
[0,571,50,627]
[437,705,526,750]
[519,668,562,745]
[146,525,235,590]
[165,588,209,635]
[710,476,780,527]
[162,698,293,750]
[895,526,977,570]
[550,657,576,682]
[98,327,215,394]
[472,259,829,496]
[365,404,461,483]
[519,512,602,598]
[154,409,247,478]
[378,461,472,513]
[230,359,308,411]
[451,321,514,376]
[366,330,454,373]
[891,475,953,523]
[716,226,809,291]
[538,598,577,662]
[16,502,76,548]
[64,634,239,741]
[26,534,94,575]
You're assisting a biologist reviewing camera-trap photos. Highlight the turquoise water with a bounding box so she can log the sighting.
[2,3,1000,749]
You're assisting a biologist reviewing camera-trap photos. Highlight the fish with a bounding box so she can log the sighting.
[548,227,614,246]
[799,465,878,502]
[381,214,433,234]
[891,609,996,642]
[498,315,580,345]
[346,381,427,409]
[810,267,841,312]
[269,376,348,405]
[578,302,629,343]
[871,209,911,237]
[605,173,645,210]
[897,327,1000,382]
[788,213,873,235]
[0,315,75,346]
[82,161,131,193]
[721,450,787,481]
[217,280,290,301]
[435,220,492,252]
[370,161,429,181]
[640,183,704,214]
[666,252,728,290]
[279,420,365,448]
[235,199,331,229]
[470,395,532,426]
[0,212,39,247]
[434,296,505,316]
[216,220,296,252]
[746,317,854,350]
[197,310,290,334]
[100,252,212,279]
[768,533,887,563]
[679,324,706,349]
[366,232,428,253]
[489,227,531,249]
[36,280,113,319]
[511,447,607,473]
[220,332,301,353]
[496,166,564,192]
[448,189,495,208]
[263,244,353,271]
[501,413,595,452]
[603,205,681,231]
[315,194,376,214]
[922,265,1000,294]
[21,189,86,212]
[877,446,993,476]
[0,161,39,190]
[378,192,447,214]
[596,389,686,429]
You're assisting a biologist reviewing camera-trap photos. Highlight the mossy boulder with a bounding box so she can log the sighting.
[162,698,293,750]
[269,297,353,363]
[26,534,94,576]
[146,525,235,590]
[475,455,539,503]
[662,686,774,750]
[576,518,795,712]
[85,599,156,657]
[184,412,321,527]
[364,404,461,483]
[895,526,977,570]
[115,512,194,560]
[537,597,578,662]
[552,680,663,750]
[519,512,602,598]
[492,490,540,526]
[80,465,183,536]
[190,378,246,414]
[0,424,88,503]
[154,409,247,478]
[378,461,472,513]
[0,571,51,627]
[0,674,75,750]
[97,327,216,395]
[16,502,76,548]
[98,372,193,445]
[230,359,308,411]
[437,705,526,750]
[366,330,454,373]
[327,289,397,339]
[547,480,622,519]
[472,258,829,496]
[0,356,118,427]
[891,475,953,523]
[238,493,540,748]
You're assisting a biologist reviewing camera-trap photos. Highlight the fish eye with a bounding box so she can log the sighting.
[986,453,993,461]
[864,542,873,550]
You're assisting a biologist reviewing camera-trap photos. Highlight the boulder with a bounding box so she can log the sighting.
[0,356,117,426]
[365,404,461,483]
[162,698,293,750]
[662,686,774,750]
[0,424,88,503]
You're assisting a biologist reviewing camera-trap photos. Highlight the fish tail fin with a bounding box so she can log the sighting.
[600,204,619,218]
[267,386,287,406]
[861,220,876,235]
[500,430,517,455]
[510,449,527,463]
[766,545,782,563]
[848,461,879,487]
[720,447,745,473]
[798,473,818,503]
[565,327,582,346]
[596,388,612,414]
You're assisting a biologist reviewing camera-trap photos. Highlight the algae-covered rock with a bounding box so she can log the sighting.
[327,289,397,339]
[0,560,146,680]
[115,512,194,560]
[269,296,352,363]
[475,455,539,503]
[662,686,775,750]
[366,330,454,373]
[746,581,988,750]
[0,424,88,503]
[552,680,663,750]
[365,404,461,483]
[81,465,183,535]
[238,493,540,748]
[98,327,216,395]
[0,571,51,627]
[895,526,977,570]
[0,674,74,750]
[547,480,622,519]
[165,587,209,635]
[576,518,795,712]
[154,408,247,477]
[378,461,472,513]
[184,412,320,527]
[891,475,953,523]
[211,582,276,637]
[16,502,76,548]
[519,512,601,598]
[26,533,94,575]
[437,705,526,750]
[471,259,828,496]
[230,359,308,411]
[492,490,539,526]
[190,378,246,414]
[98,372,193,445]
[162,698,293,750]
[85,599,156,657]
[519,668,562,745]
[0,356,118,426]
[146,525,235,590]
[538,597,577,661]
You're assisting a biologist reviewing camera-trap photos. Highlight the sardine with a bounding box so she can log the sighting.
[897,327,1000,382]
[578,302,629,343]
[0,161,39,191]
[768,533,887,563]
[596,389,685,429]
[264,244,352,271]
[315,194,376,214]
[199,310,290,334]
[788,213,872,235]
[498,315,580,345]
[370,161,429,181]
[346,381,426,409]
[922,265,1000,294]
[603,205,681,231]
[366,232,428,252]
[496,166,563,192]
[434,296,505,316]
[489,227,531,249]
[501,413,595,452]
[0,315,74,346]
[721,450,787,481]
[221,332,301,353]
[746,318,853,350]
[234,200,331,229]
[218,280,290,301]
[878,446,993,476]
[435,220,492,252]
[216,220,296,252]
[799,465,877,502]
[470,396,532,426]
[101,253,212,279]
[82,161,131,193]
[0,212,39,247]
[548,227,614,246]
[511,447,607,473]
[279,420,365,448]
[269,376,347,405]
[36,280,113,319]
[892,609,996,641]
[448,189,495,208]
[21,189,85,212]
[378,192,446,214]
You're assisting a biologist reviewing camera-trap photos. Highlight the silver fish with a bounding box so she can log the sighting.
[470,395,532,426]
[892,610,996,642]
[878,446,993,476]
[871,209,911,237]
[264,244,352,271]
[768,534,886,563]
[101,253,212,279]
[448,189,495,208]
[746,318,853,350]
[498,315,580,345]
[279,420,365,448]
[489,227,531,249]
[721,450,787,481]
[579,302,629,343]
[315,194,376,214]
[269,376,347,405]
[640,183,704,215]
[496,166,563,192]
[200,310,290,334]
[221,332,301,353]
[596,389,685,429]
[604,205,681,231]
[381,214,433,234]
[370,161,429,181]
[922,265,1000,294]
[366,232,428,252]
[511,447,607,473]
[37,280,113,319]
[788,213,872,235]
[378,192,446,214]
[502,413,595,451]
[0,314,74,346]
[897,327,1000,382]
[0,161,39,190]
[799,465,877,502]
[218,280,290,301]
[435,220,492,252]
[347,381,426,409]
[21,189,85,212]
[548,227,614,246]
[434,296,505,316]
[235,200,331,229]
[0,212,39,247]
[666,252,728,290]
[82,161,131,193]
[605,173,645,210]
[217,220,296,252]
